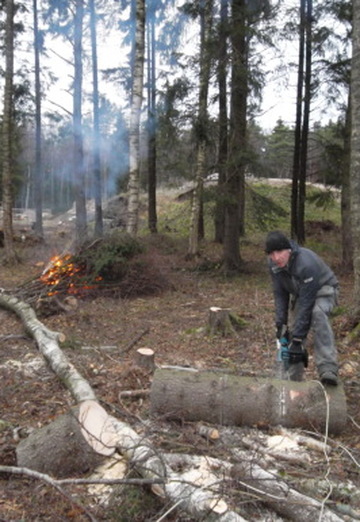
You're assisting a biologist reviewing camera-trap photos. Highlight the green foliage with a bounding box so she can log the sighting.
[75,232,144,283]
[246,183,289,231]
[312,120,346,187]
[306,189,336,210]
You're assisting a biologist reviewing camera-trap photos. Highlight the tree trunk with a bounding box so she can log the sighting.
[291,0,306,241]
[2,0,17,264]
[341,96,353,269]
[90,0,103,238]
[150,368,347,434]
[127,0,146,235]
[297,0,313,244]
[231,456,345,522]
[188,0,213,257]
[147,14,157,234]
[215,0,229,244]
[33,0,44,239]
[351,0,360,313]
[73,0,87,247]
[223,0,247,273]
[0,293,96,403]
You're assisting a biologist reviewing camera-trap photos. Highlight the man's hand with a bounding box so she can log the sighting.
[276,324,289,341]
[288,339,308,367]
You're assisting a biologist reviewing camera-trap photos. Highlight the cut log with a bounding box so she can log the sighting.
[16,400,117,478]
[150,368,347,434]
[197,423,220,442]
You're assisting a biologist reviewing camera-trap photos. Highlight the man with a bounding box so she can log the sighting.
[265,230,339,385]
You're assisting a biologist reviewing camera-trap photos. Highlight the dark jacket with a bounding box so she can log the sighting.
[268,240,338,340]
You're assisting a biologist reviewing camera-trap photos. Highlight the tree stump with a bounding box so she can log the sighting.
[16,400,117,477]
[208,306,245,336]
[150,369,347,435]
[134,347,156,371]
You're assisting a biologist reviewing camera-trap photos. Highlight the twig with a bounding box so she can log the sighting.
[118,389,150,399]
[0,334,29,342]
[120,328,150,354]
[0,465,98,522]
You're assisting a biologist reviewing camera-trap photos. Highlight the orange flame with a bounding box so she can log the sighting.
[40,254,102,296]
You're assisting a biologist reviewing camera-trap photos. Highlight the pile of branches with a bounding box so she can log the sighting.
[14,232,171,309]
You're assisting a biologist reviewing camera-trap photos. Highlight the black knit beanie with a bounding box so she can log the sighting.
[265,231,291,254]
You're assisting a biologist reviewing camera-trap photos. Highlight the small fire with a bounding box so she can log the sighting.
[40,254,102,296]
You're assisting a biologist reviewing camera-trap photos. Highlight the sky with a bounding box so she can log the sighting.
[22,1,347,136]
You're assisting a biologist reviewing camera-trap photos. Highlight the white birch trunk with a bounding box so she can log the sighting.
[127,0,145,235]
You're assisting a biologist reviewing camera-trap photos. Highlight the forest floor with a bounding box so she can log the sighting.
[0,206,360,521]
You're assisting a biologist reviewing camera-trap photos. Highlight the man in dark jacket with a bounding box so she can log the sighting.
[265,230,339,385]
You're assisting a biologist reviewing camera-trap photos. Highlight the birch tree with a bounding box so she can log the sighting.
[127,0,146,236]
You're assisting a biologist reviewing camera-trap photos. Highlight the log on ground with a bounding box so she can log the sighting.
[150,369,347,434]
[16,400,117,478]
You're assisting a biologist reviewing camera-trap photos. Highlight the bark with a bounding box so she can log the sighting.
[33,0,44,238]
[291,0,305,240]
[73,0,87,246]
[341,95,353,269]
[297,0,313,244]
[150,368,347,434]
[134,347,156,371]
[223,0,247,273]
[350,0,360,313]
[188,0,213,257]
[208,306,244,336]
[2,0,16,264]
[147,14,157,234]
[127,0,145,235]
[89,0,103,238]
[215,0,228,244]
[16,400,115,477]
[231,454,344,522]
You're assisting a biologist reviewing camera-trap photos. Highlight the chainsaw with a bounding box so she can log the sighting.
[275,325,290,379]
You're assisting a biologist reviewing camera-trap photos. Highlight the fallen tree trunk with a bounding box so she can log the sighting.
[150,368,347,434]
[0,292,248,520]
[231,454,344,522]
[0,293,96,403]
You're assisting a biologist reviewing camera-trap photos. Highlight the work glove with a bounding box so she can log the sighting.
[288,339,308,367]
